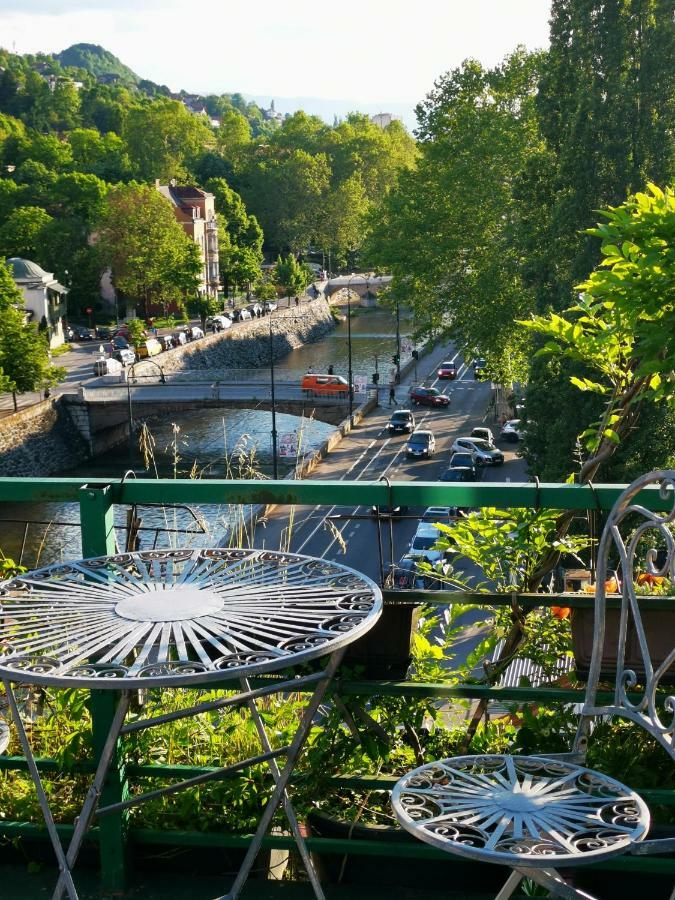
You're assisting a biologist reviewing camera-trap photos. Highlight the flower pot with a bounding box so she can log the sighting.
[342,599,420,679]
[571,605,675,683]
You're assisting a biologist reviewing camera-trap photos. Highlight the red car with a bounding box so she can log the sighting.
[410,386,451,407]
[437,360,457,379]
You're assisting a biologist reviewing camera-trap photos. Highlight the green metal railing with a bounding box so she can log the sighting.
[0,476,673,893]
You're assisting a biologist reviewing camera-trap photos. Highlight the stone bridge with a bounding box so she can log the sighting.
[62,379,375,456]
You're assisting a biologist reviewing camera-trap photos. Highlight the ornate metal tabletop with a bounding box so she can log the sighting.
[0,548,381,689]
[392,755,649,867]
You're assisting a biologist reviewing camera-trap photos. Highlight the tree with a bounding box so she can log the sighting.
[365,50,543,384]
[0,260,64,408]
[316,172,370,268]
[95,184,202,318]
[274,254,310,298]
[68,128,130,181]
[124,99,215,182]
[0,205,53,259]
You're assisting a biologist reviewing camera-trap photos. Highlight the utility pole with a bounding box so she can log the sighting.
[269,317,278,479]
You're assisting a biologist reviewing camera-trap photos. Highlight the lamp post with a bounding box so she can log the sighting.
[269,315,279,479]
[126,362,166,465]
[395,298,401,384]
[346,277,358,426]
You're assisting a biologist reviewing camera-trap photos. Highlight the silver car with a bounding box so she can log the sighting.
[450,437,504,466]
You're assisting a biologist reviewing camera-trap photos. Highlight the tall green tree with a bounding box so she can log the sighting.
[274,254,310,298]
[0,205,53,259]
[95,184,202,318]
[365,50,543,384]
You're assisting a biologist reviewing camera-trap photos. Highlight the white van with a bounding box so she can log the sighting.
[93,357,123,376]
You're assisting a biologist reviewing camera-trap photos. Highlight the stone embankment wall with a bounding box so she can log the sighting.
[0,400,88,477]
[135,299,335,376]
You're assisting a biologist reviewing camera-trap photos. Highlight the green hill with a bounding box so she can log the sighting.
[55,43,138,84]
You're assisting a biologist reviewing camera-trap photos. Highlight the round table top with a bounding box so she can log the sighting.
[0,548,381,689]
[392,754,649,867]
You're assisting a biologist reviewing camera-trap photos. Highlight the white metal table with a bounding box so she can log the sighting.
[0,547,382,900]
[392,754,650,900]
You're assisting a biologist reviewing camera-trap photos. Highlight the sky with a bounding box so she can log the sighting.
[0,0,552,124]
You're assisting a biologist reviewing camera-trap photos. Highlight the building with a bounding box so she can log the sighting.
[370,112,400,129]
[261,99,284,125]
[6,257,67,348]
[155,181,220,299]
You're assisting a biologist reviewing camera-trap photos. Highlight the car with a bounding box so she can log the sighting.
[301,374,350,397]
[390,556,429,591]
[247,303,263,317]
[449,450,477,468]
[173,331,187,346]
[263,300,278,313]
[405,430,435,458]
[233,308,252,322]
[501,419,523,442]
[423,506,461,521]
[206,315,232,331]
[370,505,409,518]
[113,325,131,338]
[387,409,415,434]
[408,522,448,564]
[158,335,175,351]
[410,386,450,407]
[137,338,162,358]
[187,326,204,340]
[450,437,504,466]
[95,326,113,340]
[439,467,479,482]
[437,360,457,379]
[93,357,123,376]
[112,347,135,366]
[473,358,487,379]
[471,427,496,445]
[66,325,92,341]
[108,335,130,351]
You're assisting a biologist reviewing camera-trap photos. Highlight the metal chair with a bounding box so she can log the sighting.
[392,470,675,900]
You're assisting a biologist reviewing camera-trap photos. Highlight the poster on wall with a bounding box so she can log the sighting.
[278,433,297,458]
[353,375,367,394]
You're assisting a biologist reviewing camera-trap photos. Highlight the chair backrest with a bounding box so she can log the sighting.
[578,470,675,759]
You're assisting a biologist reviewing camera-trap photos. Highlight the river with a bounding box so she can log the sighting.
[1,307,413,568]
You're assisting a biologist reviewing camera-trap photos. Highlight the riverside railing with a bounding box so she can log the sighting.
[0,476,673,895]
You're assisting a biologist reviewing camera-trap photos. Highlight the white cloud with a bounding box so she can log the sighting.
[0,0,551,104]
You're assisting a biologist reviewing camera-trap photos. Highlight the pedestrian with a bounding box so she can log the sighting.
[211,322,217,334]
[307,365,314,375]
[328,365,334,376]
[389,385,396,407]
[295,296,299,307]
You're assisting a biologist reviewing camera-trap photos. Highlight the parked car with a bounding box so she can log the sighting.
[423,505,468,520]
[263,300,278,313]
[501,419,523,442]
[158,335,175,351]
[108,335,130,351]
[471,426,496,445]
[66,325,92,341]
[408,523,448,564]
[206,315,232,331]
[93,357,123,376]
[112,348,135,366]
[437,360,457,379]
[405,430,436,458]
[247,303,263,317]
[95,326,113,340]
[450,437,504,466]
[113,325,131,338]
[439,466,478,482]
[173,331,187,346]
[387,409,415,434]
[410,386,450,407]
[187,326,204,340]
[301,374,350,398]
[232,308,251,322]
[370,504,409,518]
[473,358,487,379]
[137,338,162,359]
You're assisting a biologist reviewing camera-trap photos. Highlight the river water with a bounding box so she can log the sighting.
[1,308,414,568]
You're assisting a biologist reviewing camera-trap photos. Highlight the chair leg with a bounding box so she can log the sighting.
[495,869,523,900]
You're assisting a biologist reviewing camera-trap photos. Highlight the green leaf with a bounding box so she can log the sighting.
[602,428,621,444]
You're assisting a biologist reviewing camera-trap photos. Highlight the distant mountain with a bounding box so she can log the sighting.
[55,44,138,84]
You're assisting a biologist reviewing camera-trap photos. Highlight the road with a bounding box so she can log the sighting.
[250,340,526,584]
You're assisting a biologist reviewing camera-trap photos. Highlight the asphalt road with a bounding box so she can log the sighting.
[251,341,526,585]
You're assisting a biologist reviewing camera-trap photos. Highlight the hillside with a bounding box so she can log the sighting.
[55,43,138,84]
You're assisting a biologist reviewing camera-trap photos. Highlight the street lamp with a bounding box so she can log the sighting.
[268,315,279,479]
[346,276,359,426]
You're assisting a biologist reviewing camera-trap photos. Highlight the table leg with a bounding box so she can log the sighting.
[52,691,131,900]
[2,678,79,900]
[240,675,325,900]
[218,649,345,900]
[516,866,599,900]
[494,870,523,900]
